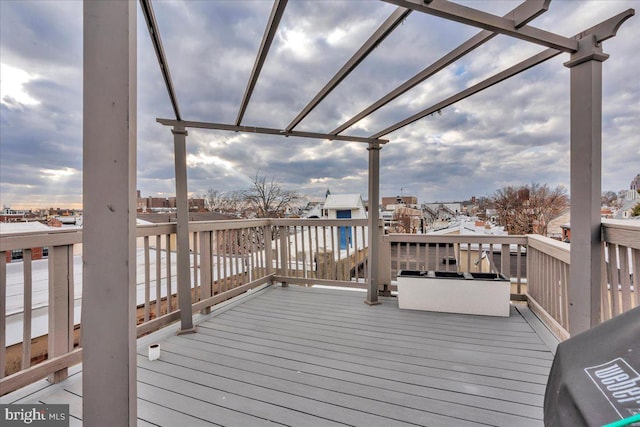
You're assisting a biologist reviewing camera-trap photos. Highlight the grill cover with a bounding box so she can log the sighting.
[544,306,640,426]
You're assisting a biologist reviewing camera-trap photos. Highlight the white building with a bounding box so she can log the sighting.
[323,194,367,220]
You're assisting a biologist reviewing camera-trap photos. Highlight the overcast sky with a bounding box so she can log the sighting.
[1,0,638,210]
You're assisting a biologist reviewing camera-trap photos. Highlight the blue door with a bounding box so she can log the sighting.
[337,210,352,250]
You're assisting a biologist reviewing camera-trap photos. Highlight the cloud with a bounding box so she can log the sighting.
[0,0,638,210]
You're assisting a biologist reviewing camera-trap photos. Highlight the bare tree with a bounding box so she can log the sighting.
[601,190,619,208]
[204,188,245,216]
[493,183,568,235]
[391,207,420,233]
[243,172,301,218]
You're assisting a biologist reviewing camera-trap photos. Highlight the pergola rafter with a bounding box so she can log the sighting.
[139,0,181,120]
[236,0,288,126]
[331,0,551,135]
[285,6,411,132]
[369,8,635,139]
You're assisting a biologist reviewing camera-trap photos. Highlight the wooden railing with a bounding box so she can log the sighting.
[383,234,528,296]
[526,235,571,340]
[524,220,639,340]
[2,218,638,394]
[0,218,369,394]
[601,220,639,321]
[270,218,369,289]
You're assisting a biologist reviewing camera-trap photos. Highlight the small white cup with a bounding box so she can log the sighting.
[148,344,160,361]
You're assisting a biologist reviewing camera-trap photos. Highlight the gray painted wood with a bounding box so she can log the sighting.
[5,285,553,426]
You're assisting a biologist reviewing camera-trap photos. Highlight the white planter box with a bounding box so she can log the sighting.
[397,271,510,317]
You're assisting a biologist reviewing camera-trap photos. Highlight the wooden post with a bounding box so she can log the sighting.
[48,245,74,383]
[173,125,196,334]
[378,224,391,296]
[83,1,137,425]
[366,142,381,305]
[564,36,608,335]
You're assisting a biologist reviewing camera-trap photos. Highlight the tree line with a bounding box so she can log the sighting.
[204,173,636,235]
[491,183,568,235]
[204,172,301,218]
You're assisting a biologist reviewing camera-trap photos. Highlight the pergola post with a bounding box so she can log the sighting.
[564,36,609,335]
[82,1,137,425]
[366,142,382,305]
[173,125,197,334]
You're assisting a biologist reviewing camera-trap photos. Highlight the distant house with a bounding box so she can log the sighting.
[615,200,639,219]
[546,209,571,240]
[0,222,51,262]
[323,194,366,220]
[300,200,325,218]
[381,196,418,210]
[0,206,37,223]
[323,194,366,249]
[423,203,460,221]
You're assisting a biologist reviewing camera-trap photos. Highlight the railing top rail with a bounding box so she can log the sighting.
[136,222,176,237]
[527,234,570,264]
[186,218,271,232]
[384,233,528,245]
[269,218,369,227]
[0,228,83,251]
[1,218,372,251]
[602,219,640,249]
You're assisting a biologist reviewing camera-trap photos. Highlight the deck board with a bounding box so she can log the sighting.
[2,284,556,426]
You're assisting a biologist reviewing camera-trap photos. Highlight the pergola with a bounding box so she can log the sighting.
[82,1,633,424]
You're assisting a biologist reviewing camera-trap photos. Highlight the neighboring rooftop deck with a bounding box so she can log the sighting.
[2,285,557,426]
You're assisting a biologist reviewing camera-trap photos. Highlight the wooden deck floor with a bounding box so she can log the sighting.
[2,285,557,426]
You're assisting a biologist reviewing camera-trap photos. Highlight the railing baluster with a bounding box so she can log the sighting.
[607,243,619,317]
[600,242,611,321]
[516,244,522,293]
[155,235,162,318]
[199,231,212,314]
[352,226,358,282]
[144,237,150,322]
[0,251,6,379]
[292,226,299,280]
[632,248,640,307]
[48,244,73,383]
[434,242,439,272]
[618,245,632,313]
[330,225,336,280]
[22,249,33,370]
[501,244,510,279]
[192,231,198,302]
[223,229,229,292]
[213,230,222,295]
[165,234,172,313]
[321,226,327,279]
[236,229,242,287]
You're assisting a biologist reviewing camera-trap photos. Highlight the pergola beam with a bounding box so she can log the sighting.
[236,0,288,126]
[370,8,635,139]
[157,118,388,144]
[332,0,550,135]
[382,0,578,53]
[285,6,411,132]
[139,0,182,120]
